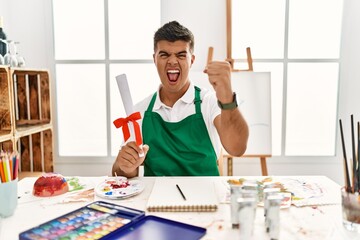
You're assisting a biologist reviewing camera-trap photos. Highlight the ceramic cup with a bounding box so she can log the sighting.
[0,179,18,218]
[341,187,360,232]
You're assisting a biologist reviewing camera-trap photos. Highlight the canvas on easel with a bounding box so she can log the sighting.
[190,69,272,176]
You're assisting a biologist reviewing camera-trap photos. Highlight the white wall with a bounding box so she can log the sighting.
[161,0,227,71]
[0,0,54,69]
[1,0,359,185]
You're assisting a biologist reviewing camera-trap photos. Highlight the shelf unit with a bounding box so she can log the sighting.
[0,66,53,173]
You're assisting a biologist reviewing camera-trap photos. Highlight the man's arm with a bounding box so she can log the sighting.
[204,61,249,156]
[214,107,249,156]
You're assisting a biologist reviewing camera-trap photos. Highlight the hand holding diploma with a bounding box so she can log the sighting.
[115,142,149,177]
[112,74,149,177]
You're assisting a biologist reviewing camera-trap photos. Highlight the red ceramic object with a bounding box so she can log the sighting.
[33,173,69,197]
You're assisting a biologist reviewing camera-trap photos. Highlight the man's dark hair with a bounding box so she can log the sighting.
[154,21,194,53]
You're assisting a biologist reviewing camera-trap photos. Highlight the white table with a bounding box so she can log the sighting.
[0,176,359,240]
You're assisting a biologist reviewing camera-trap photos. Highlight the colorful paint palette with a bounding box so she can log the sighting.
[20,201,207,240]
[19,202,138,240]
[95,177,145,199]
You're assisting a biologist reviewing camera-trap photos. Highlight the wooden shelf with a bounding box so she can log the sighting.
[15,123,53,138]
[0,138,13,151]
[0,67,12,135]
[16,129,53,172]
[16,119,50,127]
[0,66,53,173]
[0,132,12,142]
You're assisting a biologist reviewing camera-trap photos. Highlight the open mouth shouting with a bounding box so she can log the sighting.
[167,69,180,83]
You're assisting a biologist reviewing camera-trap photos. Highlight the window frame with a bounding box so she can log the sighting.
[53,0,160,164]
[227,0,342,157]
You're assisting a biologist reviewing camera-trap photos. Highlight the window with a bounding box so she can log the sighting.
[231,0,343,156]
[53,0,343,162]
[53,0,160,159]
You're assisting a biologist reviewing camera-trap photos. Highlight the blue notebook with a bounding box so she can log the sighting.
[19,201,206,240]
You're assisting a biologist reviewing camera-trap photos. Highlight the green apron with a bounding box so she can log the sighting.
[142,86,219,176]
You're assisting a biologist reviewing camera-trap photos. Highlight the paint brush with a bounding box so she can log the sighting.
[358,121,360,193]
[339,119,351,192]
[114,172,120,186]
[351,115,358,192]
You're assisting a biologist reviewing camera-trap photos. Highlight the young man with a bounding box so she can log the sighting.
[112,21,249,177]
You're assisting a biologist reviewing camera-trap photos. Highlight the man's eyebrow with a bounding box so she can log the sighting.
[158,50,169,54]
[158,50,188,55]
[176,51,188,55]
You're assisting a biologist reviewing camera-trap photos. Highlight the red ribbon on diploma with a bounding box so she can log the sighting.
[113,112,143,146]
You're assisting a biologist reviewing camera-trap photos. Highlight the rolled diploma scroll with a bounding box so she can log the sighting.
[115,74,144,157]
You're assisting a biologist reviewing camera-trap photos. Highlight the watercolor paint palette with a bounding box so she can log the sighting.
[19,201,206,240]
[95,177,145,199]
[19,201,139,240]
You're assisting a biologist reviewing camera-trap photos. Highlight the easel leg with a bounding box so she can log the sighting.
[227,156,233,176]
[260,157,268,176]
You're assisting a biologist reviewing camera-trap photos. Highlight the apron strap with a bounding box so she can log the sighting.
[194,86,202,114]
[147,92,157,111]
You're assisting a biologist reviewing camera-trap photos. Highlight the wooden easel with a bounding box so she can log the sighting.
[206,1,271,176]
[217,0,271,176]
[225,154,270,176]
[225,0,253,72]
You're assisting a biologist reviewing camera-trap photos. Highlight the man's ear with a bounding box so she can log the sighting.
[191,54,195,66]
[153,54,155,63]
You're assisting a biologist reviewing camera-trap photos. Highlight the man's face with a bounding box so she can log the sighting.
[153,40,195,94]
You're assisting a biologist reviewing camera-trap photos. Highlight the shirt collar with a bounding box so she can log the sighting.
[153,82,195,110]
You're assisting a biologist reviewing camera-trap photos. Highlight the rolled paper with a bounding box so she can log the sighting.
[113,112,143,146]
[116,74,134,116]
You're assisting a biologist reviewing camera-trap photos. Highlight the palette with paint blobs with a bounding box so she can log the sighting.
[95,177,145,199]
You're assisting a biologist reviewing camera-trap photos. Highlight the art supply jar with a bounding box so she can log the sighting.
[341,187,360,232]
[0,178,18,218]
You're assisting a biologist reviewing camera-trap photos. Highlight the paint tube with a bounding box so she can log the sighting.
[266,194,283,240]
[230,184,243,228]
[263,188,280,217]
[237,197,257,240]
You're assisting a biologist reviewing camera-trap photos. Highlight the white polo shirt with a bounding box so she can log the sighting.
[134,82,222,158]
